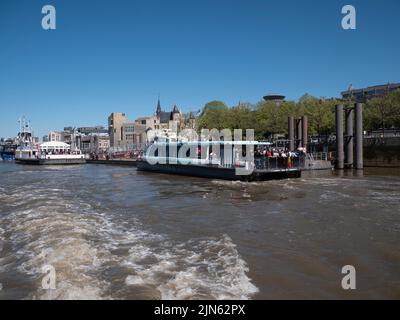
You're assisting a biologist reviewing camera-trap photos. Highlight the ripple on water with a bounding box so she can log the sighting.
[0,183,258,300]
[123,234,258,300]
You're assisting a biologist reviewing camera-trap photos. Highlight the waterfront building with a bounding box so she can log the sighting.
[133,99,181,132]
[77,126,108,135]
[45,129,76,144]
[341,83,400,102]
[94,134,110,152]
[108,112,127,147]
[122,122,146,144]
[48,131,63,142]
[108,113,146,148]
[61,129,74,145]
[43,126,110,154]
[134,98,196,141]
[135,116,158,131]
[80,133,110,154]
[107,98,197,147]
[154,99,183,131]
[185,112,197,131]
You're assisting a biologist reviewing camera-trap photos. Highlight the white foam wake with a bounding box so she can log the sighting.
[123,234,259,300]
[1,184,258,300]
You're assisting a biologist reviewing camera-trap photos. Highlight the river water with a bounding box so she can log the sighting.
[0,162,399,299]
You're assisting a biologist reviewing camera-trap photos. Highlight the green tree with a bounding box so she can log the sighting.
[364,97,384,131]
[364,89,400,132]
[201,101,229,115]
[198,101,231,130]
[230,103,255,130]
[298,94,336,135]
[386,89,400,128]
[254,100,296,139]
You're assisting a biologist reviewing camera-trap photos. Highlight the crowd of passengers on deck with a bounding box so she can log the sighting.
[254,147,306,158]
[40,150,81,155]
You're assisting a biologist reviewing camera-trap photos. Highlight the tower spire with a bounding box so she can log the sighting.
[156,95,161,115]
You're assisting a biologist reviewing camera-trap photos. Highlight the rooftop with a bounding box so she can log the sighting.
[40,141,70,148]
[341,83,400,95]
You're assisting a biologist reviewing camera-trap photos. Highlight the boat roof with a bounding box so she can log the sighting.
[40,141,71,148]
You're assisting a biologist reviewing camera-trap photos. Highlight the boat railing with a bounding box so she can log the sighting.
[254,156,305,171]
[307,152,328,161]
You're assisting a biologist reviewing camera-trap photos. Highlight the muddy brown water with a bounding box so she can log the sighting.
[0,162,399,299]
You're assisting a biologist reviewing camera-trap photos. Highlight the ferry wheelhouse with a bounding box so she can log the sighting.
[137,140,302,181]
[15,141,85,165]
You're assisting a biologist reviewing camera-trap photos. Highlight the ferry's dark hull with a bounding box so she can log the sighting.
[136,161,301,181]
[0,154,15,161]
[0,149,16,161]
[15,158,86,165]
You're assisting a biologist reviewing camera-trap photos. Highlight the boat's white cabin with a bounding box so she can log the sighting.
[39,141,81,154]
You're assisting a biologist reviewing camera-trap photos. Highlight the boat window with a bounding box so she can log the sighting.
[242,145,247,157]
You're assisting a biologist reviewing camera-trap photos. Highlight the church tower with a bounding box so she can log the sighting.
[172,104,181,122]
[156,96,162,116]
[172,104,179,114]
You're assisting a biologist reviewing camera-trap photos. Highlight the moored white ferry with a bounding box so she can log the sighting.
[137,140,302,181]
[15,141,85,165]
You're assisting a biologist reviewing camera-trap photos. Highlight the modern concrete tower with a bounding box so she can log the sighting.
[108,112,127,147]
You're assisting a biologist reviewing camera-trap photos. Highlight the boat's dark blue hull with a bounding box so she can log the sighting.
[0,154,15,161]
[15,158,86,165]
[136,161,301,181]
[0,149,16,161]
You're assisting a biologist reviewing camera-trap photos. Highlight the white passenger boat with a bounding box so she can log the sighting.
[137,140,302,181]
[15,141,85,165]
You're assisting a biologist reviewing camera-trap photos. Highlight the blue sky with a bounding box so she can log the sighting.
[0,0,399,138]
